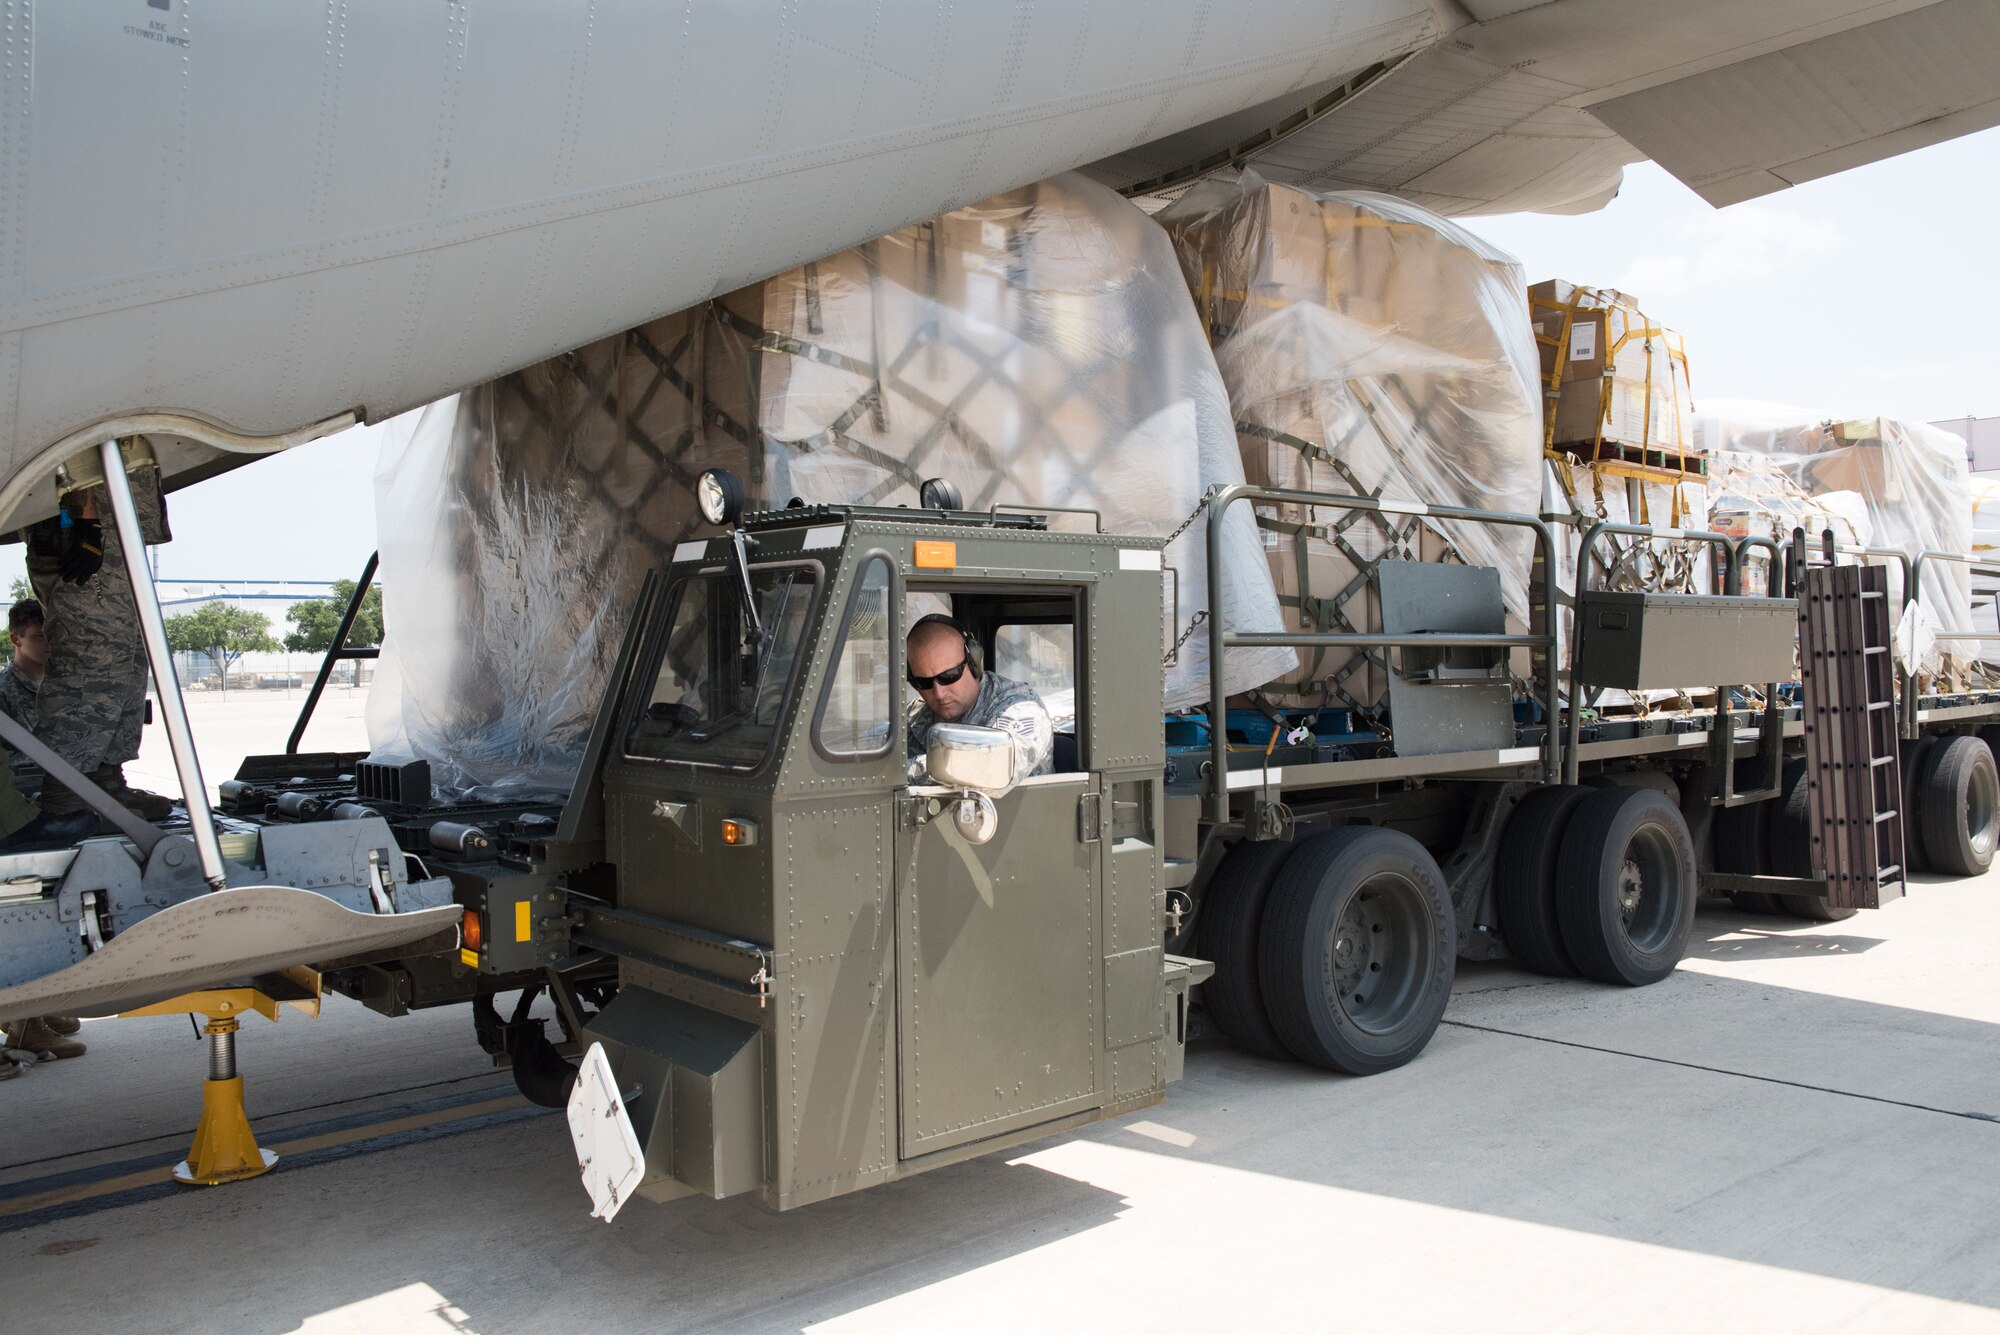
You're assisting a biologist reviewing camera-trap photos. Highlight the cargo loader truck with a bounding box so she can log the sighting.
[4,468,1997,1216]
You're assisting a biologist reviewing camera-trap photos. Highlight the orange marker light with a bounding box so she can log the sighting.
[462,909,483,952]
[720,817,760,847]
[914,540,956,569]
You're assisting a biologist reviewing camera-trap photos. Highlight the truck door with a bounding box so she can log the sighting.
[894,603,1102,1160]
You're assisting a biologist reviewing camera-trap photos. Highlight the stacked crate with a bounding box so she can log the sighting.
[1160,176,1545,713]
[710,171,1293,707]
[1696,412,1976,681]
[1528,282,1716,713]
[370,173,1297,798]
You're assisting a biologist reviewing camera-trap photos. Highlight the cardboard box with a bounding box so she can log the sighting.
[1529,280,1695,457]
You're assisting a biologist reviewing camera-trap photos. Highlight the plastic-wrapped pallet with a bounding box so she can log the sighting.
[1705,449,1869,594]
[1695,406,1974,678]
[1158,173,1544,711]
[1530,281,1695,461]
[1971,477,2000,656]
[368,173,1292,799]
[707,171,1291,710]
[367,305,751,800]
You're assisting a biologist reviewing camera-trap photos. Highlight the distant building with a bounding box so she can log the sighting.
[153,580,368,690]
[1933,416,2000,473]
[156,578,338,615]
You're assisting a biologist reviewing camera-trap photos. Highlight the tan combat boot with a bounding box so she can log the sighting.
[3,1017,85,1060]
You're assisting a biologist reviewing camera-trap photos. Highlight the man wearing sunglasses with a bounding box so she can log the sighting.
[905,615,1054,782]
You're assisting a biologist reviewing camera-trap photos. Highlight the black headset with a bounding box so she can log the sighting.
[908,612,983,680]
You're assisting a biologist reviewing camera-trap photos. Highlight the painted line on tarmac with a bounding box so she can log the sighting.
[1443,1019,2000,1124]
[0,1070,517,1176]
[0,1087,556,1234]
[0,1079,519,1199]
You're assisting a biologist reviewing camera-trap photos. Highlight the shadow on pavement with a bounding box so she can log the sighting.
[4,903,1999,1331]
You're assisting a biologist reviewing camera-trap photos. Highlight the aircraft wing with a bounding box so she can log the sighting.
[3,0,1995,532]
[1101,0,1996,215]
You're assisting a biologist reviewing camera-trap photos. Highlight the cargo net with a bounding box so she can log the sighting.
[369,173,1292,800]
[1157,174,1547,717]
[368,304,753,802]
[1243,433,1508,715]
[704,172,1291,711]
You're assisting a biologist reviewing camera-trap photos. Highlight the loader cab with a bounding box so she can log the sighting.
[579,482,1188,1214]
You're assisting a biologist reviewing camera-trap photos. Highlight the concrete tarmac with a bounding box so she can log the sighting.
[2,861,1995,1334]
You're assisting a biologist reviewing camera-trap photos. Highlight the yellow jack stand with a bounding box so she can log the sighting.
[121,968,320,1187]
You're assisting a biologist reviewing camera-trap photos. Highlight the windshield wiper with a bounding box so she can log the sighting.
[730,529,763,651]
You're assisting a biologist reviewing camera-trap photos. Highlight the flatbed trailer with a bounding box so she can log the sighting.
[2,469,1997,1218]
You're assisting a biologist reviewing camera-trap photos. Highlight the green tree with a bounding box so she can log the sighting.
[283,579,384,654]
[165,603,278,690]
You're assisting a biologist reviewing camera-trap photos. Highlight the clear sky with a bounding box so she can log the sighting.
[4,122,1995,598]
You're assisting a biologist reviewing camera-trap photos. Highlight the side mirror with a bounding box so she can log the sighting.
[926,723,1016,798]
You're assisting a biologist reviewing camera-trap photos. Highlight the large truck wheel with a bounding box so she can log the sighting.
[1494,785,1590,975]
[1978,725,2000,766]
[1555,787,1696,986]
[1257,827,1455,1076]
[1917,735,2000,877]
[1714,770,1784,914]
[1767,757,1858,921]
[1196,838,1298,1061]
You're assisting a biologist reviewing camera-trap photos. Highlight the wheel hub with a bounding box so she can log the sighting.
[1616,858,1645,923]
[1333,890,1385,1006]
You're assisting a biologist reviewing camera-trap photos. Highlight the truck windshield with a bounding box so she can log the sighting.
[624,565,818,769]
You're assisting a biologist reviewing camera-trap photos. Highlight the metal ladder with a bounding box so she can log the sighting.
[1798,562,1906,909]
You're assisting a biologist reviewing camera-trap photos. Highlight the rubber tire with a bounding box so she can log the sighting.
[1257,827,1455,1076]
[1195,838,1297,1061]
[1713,776,1785,915]
[1978,724,2000,764]
[1918,734,2000,877]
[1555,786,1697,986]
[1898,738,1936,875]
[1768,757,1858,922]
[1494,785,1590,976]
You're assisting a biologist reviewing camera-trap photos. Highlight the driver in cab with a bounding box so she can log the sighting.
[905,614,1053,782]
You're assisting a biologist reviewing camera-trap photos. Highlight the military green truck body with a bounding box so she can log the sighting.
[563,503,1200,1214]
[9,478,2000,1226]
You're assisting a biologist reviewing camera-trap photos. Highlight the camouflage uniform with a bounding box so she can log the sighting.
[24,458,168,815]
[0,660,38,733]
[907,670,1055,781]
[0,659,43,789]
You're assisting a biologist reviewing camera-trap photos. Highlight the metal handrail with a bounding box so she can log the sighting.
[1566,522,1786,788]
[1203,486,1562,824]
[1730,535,1784,595]
[286,552,382,755]
[1574,521,1745,596]
[989,503,1103,532]
[1797,537,1929,740]
[1906,549,2000,737]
